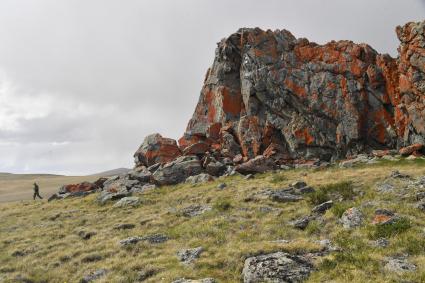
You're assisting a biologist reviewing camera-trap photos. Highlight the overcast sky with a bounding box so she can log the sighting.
[0,0,423,175]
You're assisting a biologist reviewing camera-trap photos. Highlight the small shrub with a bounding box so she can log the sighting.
[398,234,425,255]
[368,217,411,239]
[213,199,232,212]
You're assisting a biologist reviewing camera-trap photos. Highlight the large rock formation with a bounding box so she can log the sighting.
[131,20,425,185]
[178,20,425,164]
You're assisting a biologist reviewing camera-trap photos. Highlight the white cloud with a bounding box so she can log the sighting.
[0,72,52,131]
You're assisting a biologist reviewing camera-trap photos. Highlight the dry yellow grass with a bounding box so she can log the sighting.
[0,174,98,203]
[1,160,425,282]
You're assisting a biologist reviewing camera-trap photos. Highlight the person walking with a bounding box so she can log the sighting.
[33,182,43,200]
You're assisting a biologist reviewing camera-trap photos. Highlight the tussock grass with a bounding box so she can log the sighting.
[1,160,425,282]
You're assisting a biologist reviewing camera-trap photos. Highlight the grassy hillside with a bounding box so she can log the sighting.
[1,160,425,282]
[0,174,99,203]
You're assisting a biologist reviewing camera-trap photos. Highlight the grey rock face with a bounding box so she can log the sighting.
[177,247,204,264]
[152,156,203,186]
[242,252,313,283]
[340,207,363,229]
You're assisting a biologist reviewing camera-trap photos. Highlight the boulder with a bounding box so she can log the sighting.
[384,256,416,273]
[176,247,204,264]
[134,133,181,167]
[172,279,216,283]
[312,200,333,214]
[59,182,98,194]
[152,156,203,186]
[340,207,363,229]
[113,197,140,208]
[186,173,215,184]
[242,252,313,283]
[235,155,276,174]
[399,143,423,156]
[180,205,212,217]
[80,269,108,283]
[289,216,311,230]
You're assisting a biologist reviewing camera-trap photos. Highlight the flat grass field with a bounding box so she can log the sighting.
[0,173,98,203]
[1,160,425,282]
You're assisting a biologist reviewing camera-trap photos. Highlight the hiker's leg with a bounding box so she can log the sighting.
[33,192,36,200]
[37,192,43,199]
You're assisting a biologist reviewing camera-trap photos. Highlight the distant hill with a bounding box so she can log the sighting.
[89,168,131,177]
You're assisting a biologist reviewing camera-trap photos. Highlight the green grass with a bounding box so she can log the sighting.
[1,160,425,282]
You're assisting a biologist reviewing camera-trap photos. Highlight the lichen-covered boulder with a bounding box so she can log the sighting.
[242,252,313,282]
[177,21,425,164]
[152,156,203,186]
[134,133,181,167]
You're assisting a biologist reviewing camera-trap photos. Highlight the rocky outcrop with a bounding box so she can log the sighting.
[178,20,425,164]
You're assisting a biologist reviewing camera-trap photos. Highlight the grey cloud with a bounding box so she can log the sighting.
[0,0,423,174]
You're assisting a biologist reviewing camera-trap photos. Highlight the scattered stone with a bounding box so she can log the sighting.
[137,269,156,281]
[372,209,398,225]
[414,200,425,211]
[416,191,425,201]
[242,252,313,283]
[186,173,215,184]
[181,205,212,217]
[339,155,370,168]
[340,207,363,229]
[119,236,143,246]
[384,256,416,273]
[376,182,395,192]
[390,170,410,179]
[291,181,307,189]
[235,156,276,174]
[97,189,131,205]
[372,238,390,248]
[217,183,227,189]
[78,231,96,240]
[312,200,333,214]
[80,269,108,283]
[289,216,311,230]
[142,234,169,244]
[244,174,254,180]
[113,196,140,208]
[81,254,102,263]
[314,239,340,252]
[205,160,226,176]
[269,190,303,202]
[177,247,204,264]
[152,155,203,186]
[399,143,423,156]
[172,278,216,283]
[113,223,135,230]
